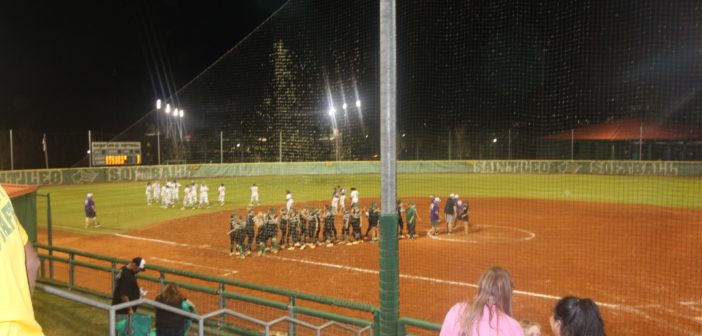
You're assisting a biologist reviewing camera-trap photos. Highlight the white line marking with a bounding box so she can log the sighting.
[428,224,536,243]
[150,257,238,275]
[114,233,201,248]
[116,233,693,312]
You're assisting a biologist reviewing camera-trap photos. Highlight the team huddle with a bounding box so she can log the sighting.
[145,181,227,209]
[225,185,470,259]
[226,186,378,258]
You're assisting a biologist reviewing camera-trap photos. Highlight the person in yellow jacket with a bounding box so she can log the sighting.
[0,185,43,335]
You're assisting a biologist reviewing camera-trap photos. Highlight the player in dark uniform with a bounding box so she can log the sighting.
[308,207,321,248]
[322,205,337,247]
[364,202,380,241]
[255,212,268,256]
[279,208,289,248]
[397,199,405,239]
[265,208,280,253]
[244,208,256,256]
[458,199,470,235]
[297,208,308,247]
[286,207,299,250]
[340,208,350,244]
[228,214,245,258]
[349,203,363,244]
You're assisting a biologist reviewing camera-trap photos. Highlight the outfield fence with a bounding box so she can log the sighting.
[34,242,441,335]
[3,160,701,186]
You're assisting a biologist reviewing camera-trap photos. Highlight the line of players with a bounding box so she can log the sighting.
[145,181,227,209]
[227,201,392,258]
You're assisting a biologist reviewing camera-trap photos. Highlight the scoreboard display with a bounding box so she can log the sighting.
[91,142,142,166]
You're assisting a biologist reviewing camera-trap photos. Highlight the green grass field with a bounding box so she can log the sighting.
[37,173,702,233]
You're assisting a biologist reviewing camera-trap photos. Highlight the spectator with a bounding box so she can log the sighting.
[550,296,605,336]
[112,257,147,321]
[520,320,542,336]
[155,283,195,336]
[440,266,524,336]
[0,185,44,335]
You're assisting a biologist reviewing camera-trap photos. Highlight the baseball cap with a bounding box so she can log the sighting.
[132,257,146,271]
[87,193,93,198]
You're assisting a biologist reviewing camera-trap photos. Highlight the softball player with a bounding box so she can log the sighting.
[244,208,256,255]
[227,214,242,256]
[152,181,160,202]
[287,208,299,250]
[323,205,337,246]
[218,184,225,206]
[279,208,289,248]
[350,187,359,206]
[297,208,308,247]
[364,202,379,241]
[331,188,339,214]
[145,182,152,205]
[285,190,294,211]
[339,186,346,211]
[250,183,259,205]
[349,203,362,244]
[340,208,350,244]
[199,183,210,208]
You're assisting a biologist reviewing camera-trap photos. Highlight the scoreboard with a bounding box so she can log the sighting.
[91,142,142,166]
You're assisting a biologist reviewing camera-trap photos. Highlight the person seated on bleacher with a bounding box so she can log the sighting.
[155,283,195,336]
[549,296,605,336]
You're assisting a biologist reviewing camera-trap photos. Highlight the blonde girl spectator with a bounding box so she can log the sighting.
[440,267,524,336]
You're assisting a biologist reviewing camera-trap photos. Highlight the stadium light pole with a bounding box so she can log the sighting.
[9,129,13,170]
[379,0,399,334]
[155,99,163,165]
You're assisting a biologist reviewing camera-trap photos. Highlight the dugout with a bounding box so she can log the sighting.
[539,117,702,161]
[2,184,39,242]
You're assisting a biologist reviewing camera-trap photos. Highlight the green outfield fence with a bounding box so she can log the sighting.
[2,160,701,186]
[33,242,441,335]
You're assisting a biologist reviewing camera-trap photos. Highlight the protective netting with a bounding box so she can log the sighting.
[27,0,702,335]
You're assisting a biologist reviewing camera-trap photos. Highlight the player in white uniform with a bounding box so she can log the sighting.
[250,183,259,205]
[218,184,226,206]
[181,185,190,209]
[350,187,359,206]
[161,183,168,207]
[199,183,210,208]
[152,181,161,203]
[189,183,198,209]
[145,182,152,205]
[339,186,346,211]
[173,180,181,204]
[285,190,294,211]
[331,188,339,214]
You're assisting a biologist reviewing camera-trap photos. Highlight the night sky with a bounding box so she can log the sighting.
[1,0,701,168]
[1,0,286,133]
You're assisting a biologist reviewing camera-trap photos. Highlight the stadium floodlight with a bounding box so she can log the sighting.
[492,138,498,143]
[165,104,171,114]
[179,109,184,118]
[342,103,348,110]
[328,107,336,116]
[236,143,240,148]
[86,150,91,154]
[156,99,162,110]
[402,133,406,137]
[356,100,361,108]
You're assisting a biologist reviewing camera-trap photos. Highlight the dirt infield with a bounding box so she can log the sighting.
[44,198,702,335]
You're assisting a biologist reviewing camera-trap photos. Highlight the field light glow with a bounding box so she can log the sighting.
[356,100,361,108]
[165,104,171,114]
[342,103,347,110]
[156,99,162,110]
[179,109,184,118]
[328,107,336,116]
[493,138,498,143]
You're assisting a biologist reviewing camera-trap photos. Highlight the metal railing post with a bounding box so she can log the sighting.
[108,308,116,336]
[69,253,75,288]
[110,261,117,294]
[218,283,226,327]
[47,193,54,280]
[288,295,297,336]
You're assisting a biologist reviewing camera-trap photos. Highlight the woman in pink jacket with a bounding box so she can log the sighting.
[440,267,524,336]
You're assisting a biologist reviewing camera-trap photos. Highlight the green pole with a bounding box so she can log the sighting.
[378,214,399,335]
